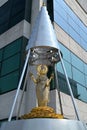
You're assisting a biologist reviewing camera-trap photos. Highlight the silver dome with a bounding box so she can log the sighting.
[27,5,62,65]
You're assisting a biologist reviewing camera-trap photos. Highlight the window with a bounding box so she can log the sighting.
[0,49,3,62]
[1,54,20,76]
[0,71,19,93]
[72,67,85,86]
[3,39,22,59]
[63,60,72,79]
[77,83,87,102]
[85,75,87,87]
[56,42,87,102]
[0,37,28,94]
[54,0,87,51]
[47,0,87,103]
[57,72,78,98]
[0,0,32,34]
[71,53,84,73]
[59,43,71,63]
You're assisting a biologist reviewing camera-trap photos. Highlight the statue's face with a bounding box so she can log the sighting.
[37,64,48,75]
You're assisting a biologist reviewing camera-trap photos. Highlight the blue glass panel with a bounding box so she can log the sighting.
[54,11,69,32]
[69,26,81,44]
[1,53,20,76]
[0,63,1,70]
[71,53,84,73]
[55,0,65,6]
[79,28,87,42]
[0,71,19,94]
[0,49,3,62]
[11,0,25,17]
[54,0,67,22]
[68,16,79,34]
[57,60,72,78]
[80,38,87,50]
[3,38,22,59]
[55,0,69,13]
[85,75,87,87]
[58,42,71,62]
[67,9,79,25]
[64,60,72,78]
[84,64,87,75]
[79,20,87,34]
[57,62,64,74]
[0,11,10,25]
[72,67,85,86]
[77,83,87,102]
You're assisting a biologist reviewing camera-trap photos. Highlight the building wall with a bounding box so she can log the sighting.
[0,0,31,121]
[76,0,87,13]
[52,0,87,123]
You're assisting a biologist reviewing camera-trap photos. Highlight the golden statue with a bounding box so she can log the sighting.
[30,64,54,107]
[21,64,64,119]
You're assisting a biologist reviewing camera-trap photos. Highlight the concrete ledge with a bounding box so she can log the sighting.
[0,20,30,49]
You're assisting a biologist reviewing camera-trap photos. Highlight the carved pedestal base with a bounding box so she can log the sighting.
[21,106,63,119]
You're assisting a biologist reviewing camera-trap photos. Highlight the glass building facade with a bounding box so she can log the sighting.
[53,0,87,103]
[0,0,31,95]
[0,37,28,94]
[0,0,32,34]
[54,0,87,50]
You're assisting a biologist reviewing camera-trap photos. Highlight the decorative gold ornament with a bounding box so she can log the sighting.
[21,106,63,119]
[37,64,48,75]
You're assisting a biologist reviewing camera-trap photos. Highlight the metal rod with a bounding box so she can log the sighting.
[54,64,63,115]
[58,50,80,120]
[8,49,30,122]
[16,67,29,120]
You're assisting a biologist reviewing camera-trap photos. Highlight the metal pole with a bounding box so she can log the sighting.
[58,50,80,120]
[54,64,63,115]
[8,49,30,122]
[16,66,29,120]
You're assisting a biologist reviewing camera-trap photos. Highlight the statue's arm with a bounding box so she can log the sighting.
[30,72,37,84]
[46,73,54,86]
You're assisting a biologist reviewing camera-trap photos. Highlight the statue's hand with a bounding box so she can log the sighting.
[29,72,37,84]
[29,72,33,77]
[51,73,54,79]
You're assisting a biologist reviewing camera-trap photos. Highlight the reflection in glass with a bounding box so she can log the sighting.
[71,53,84,73]
[59,42,71,63]
[84,64,87,75]
[77,83,87,102]
[72,67,85,86]
[85,75,87,87]
[63,60,72,79]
